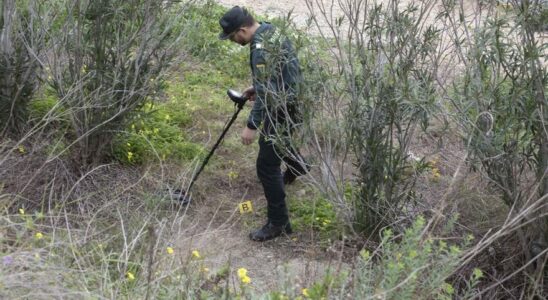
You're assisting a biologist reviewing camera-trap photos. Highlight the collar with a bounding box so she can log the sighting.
[251,22,274,46]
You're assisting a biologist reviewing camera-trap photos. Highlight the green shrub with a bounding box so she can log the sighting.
[0,1,45,136]
[289,191,342,240]
[28,97,57,123]
[111,104,203,164]
[293,0,439,237]
[351,216,481,299]
[28,87,65,123]
[446,2,547,284]
[50,0,187,167]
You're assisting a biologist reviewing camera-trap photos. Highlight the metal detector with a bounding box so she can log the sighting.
[168,89,249,204]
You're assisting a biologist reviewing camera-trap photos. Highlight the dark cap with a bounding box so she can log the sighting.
[218,6,250,40]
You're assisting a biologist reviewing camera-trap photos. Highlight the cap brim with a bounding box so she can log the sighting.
[219,32,230,40]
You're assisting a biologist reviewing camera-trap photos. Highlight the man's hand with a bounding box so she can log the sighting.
[242,86,256,104]
[241,127,257,145]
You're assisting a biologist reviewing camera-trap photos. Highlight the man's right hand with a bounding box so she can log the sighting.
[242,86,256,103]
[241,127,257,145]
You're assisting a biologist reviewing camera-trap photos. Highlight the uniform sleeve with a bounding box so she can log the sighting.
[247,46,275,130]
[247,47,265,130]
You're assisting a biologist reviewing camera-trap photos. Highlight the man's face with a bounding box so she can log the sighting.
[228,28,249,46]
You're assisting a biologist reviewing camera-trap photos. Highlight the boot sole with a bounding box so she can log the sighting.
[249,228,293,242]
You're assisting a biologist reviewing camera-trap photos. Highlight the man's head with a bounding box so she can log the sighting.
[219,6,259,46]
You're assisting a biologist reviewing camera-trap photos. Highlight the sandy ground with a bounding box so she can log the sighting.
[170,167,346,292]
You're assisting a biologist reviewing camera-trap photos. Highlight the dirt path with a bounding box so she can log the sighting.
[172,162,342,292]
[169,113,341,291]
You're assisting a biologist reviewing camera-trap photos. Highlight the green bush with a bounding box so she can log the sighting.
[447,3,547,284]
[0,1,45,136]
[289,191,342,240]
[352,216,478,299]
[112,102,202,164]
[50,0,187,167]
[28,87,64,123]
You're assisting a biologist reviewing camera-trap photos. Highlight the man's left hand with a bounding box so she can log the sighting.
[241,127,257,145]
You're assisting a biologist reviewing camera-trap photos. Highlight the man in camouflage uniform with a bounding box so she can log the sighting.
[219,6,309,241]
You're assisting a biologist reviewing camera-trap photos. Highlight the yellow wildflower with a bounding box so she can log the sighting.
[228,171,239,180]
[126,271,135,281]
[35,232,43,240]
[191,250,201,259]
[18,145,25,154]
[127,152,134,161]
[237,268,247,278]
[302,288,310,297]
[360,249,370,260]
[432,168,441,178]
[18,208,25,215]
[166,247,174,255]
[237,268,251,284]
[241,275,251,284]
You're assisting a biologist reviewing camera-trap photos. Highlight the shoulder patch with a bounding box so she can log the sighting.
[255,63,267,80]
[256,63,266,73]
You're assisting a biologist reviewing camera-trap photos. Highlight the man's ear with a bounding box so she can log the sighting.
[240,26,251,35]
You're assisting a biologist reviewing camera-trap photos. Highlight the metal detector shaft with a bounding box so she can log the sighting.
[185,90,248,193]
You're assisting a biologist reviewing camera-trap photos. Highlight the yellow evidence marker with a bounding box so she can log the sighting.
[239,201,253,214]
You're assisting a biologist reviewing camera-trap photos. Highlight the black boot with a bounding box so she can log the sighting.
[249,221,292,241]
